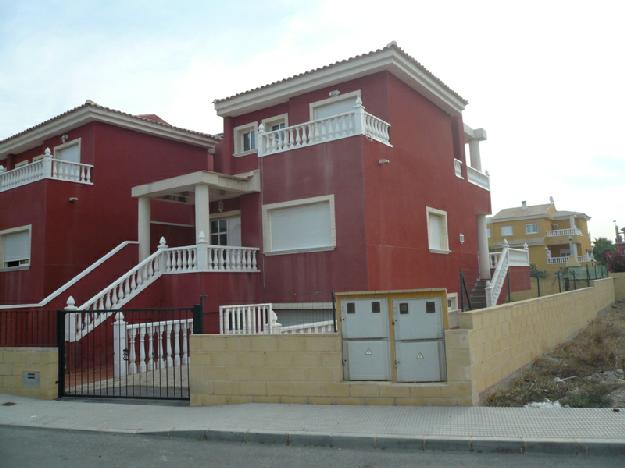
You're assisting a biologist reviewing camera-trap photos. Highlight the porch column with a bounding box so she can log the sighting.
[477,214,491,279]
[467,128,486,172]
[138,196,151,260]
[194,184,210,244]
[569,215,577,233]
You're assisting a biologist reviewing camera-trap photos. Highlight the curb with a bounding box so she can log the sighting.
[146,429,625,455]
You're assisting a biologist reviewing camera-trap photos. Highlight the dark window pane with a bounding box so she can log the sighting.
[346,303,355,314]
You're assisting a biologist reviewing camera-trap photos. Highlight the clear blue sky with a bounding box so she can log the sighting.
[1,0,624,240]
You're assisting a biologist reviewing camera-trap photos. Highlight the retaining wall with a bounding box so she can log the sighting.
[0,347,57,399]
[611,272,625,301]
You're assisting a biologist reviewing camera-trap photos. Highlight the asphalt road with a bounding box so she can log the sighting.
[0,426,622,468]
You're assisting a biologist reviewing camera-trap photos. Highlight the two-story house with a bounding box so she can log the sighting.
[487,198,593,272]
[1,43,530,334]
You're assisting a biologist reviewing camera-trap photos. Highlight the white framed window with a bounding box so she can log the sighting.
[261,114,289,132]
[0,225,31,269]
[54,138,81,163]
[525,223,538,234]
[262,195,336,255]
[500,225,513,237]
[209,213,241,246]
[426,207,449,254]
[447,292,459,313]
[233,123,258,156]
[309,90,361,120]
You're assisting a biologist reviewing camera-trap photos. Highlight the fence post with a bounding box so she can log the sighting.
[557,271,562,293]
[459,271,465,312]
[507,271,511,302]
[113,312,127,379]
[331,290,337,333]
[572,270,577,290]
[56,309,66,399]
[594,263,598,280]
[586,264,591,287]
[192,304,203,334]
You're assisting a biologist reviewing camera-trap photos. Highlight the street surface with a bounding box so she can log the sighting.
[0,426,622,468]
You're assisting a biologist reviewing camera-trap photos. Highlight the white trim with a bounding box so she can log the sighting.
[53,137,81,163]
[261,113,289,131]
[426,206,450,254]
[0,224,32,270]
[233,122,258,157]
[0,105,215,159]
[214,47,467,117]
[308,90,361,120]
[150,221,194,228]
[271,302,333,310]
[209,209,241,220]
[262,194,336,255]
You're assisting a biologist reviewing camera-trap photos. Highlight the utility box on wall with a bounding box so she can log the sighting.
[337,290,448,383]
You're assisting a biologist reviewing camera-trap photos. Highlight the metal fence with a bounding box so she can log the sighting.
[0,309,57,347]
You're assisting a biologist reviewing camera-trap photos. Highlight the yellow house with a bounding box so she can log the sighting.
[487,199,593,272]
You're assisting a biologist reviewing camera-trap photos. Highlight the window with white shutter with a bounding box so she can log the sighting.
[426,207,449,253]
[1,226,31,268]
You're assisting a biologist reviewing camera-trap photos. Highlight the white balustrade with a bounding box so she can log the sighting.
[546,228,582,237]
[258,105,391,157]
[489,252,501,269]
[485,243,530,307]
[219,303,273,334]
[280,320,335,334]
[547,256,570,264]
[114,316,193,378]
[165,246,198,273]
[453,158,463,178]
[466,165,490,191]
[0,149,93,193]
[578,254,593,263]
[205,245,258,272]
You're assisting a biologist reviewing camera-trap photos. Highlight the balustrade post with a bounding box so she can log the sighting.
[197,231,209,270]
[173,322,181,367]
[113,312,128,378]
[42,148,53,179]
[139,324,147,373]
[64,296,78,342]
[353,97,366,136]
[166,322,173,367]
[157,237,168,273]
[258,123,266,156]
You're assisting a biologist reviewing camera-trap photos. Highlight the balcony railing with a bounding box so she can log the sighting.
[547,254,593,264]
[546,228,582,237]
[453,158,463,178]
[466,165,490,191]
[0,149,93,193]
[257,100,391,157]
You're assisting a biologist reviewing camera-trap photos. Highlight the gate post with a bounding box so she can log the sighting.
[113,312,127,379]
[192,304,203,334]
[56,309,66,399]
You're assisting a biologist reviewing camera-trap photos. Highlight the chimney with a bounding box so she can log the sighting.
[522,201,527,208]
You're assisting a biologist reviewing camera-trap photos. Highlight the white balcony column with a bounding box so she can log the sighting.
[477,214,491,279]
[569,215,577,232]
[194,183,210,244]
[138,196,151,260]
[466,128,486,172]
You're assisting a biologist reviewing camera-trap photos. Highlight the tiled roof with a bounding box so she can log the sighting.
[214,42,467,106]
[491,203,553,220]
[0,100,216,146]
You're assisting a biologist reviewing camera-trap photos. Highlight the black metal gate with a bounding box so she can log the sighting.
[57,305,202,400]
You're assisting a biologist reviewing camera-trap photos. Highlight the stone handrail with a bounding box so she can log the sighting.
[51,158,93,184]
[466,165,490,191]
[0,241,138,310]
[280,320,335,334]
[258,100,391,157]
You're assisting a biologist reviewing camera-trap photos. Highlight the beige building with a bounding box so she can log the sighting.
[487,199,593,272]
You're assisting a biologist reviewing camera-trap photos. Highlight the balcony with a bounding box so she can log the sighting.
[547,254,593,265]
[257,103,391,157]
[466,165,490,191]
[0,149,93,193]
[546,228,582,237]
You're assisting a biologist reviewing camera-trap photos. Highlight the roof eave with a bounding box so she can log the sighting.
[214,48,467,118]
[0,107,215,159]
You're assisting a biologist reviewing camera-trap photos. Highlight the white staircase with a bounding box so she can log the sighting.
[485,240,530,308]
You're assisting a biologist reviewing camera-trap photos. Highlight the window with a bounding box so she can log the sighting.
[310,90,361,120]
[0,226,31,269]
[210,215,241,246]
[447,293,459,312]
[54,139,81,163]
[262,114,288,133]
[525,223,538,234]
[426,207,449,253]
[500,225,513,237]
[486,228,491,238]
[263,195,336,254]
[233,123,258,156]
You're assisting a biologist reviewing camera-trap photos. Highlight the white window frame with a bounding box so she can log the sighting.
[0,224,32,271]
[308,90,361,121]
[525,223,539,235]
[262,195,336,256]
[233,122,258,157]
[53,138,81,163]
[500,225,513,237]
[209,210,241,246]
[426,206,450,254]
[447,292,459,313]
[261,113,289,133]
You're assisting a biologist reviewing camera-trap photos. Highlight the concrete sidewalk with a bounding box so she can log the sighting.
[1,394,624,454]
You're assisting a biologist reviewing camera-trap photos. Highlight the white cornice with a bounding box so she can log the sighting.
[214,48,467,118]
[0,106,215,159]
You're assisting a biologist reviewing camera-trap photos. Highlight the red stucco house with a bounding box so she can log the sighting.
[0,43,529,332]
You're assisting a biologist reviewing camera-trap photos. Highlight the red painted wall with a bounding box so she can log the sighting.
[497,266,532,304]
[0,122,212,305]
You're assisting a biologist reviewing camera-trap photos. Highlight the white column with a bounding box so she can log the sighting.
[468,140,482,172]
[477,214,491,279]
[569,215,577,233]
[194,184,210,244]
[138,196,151,260]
